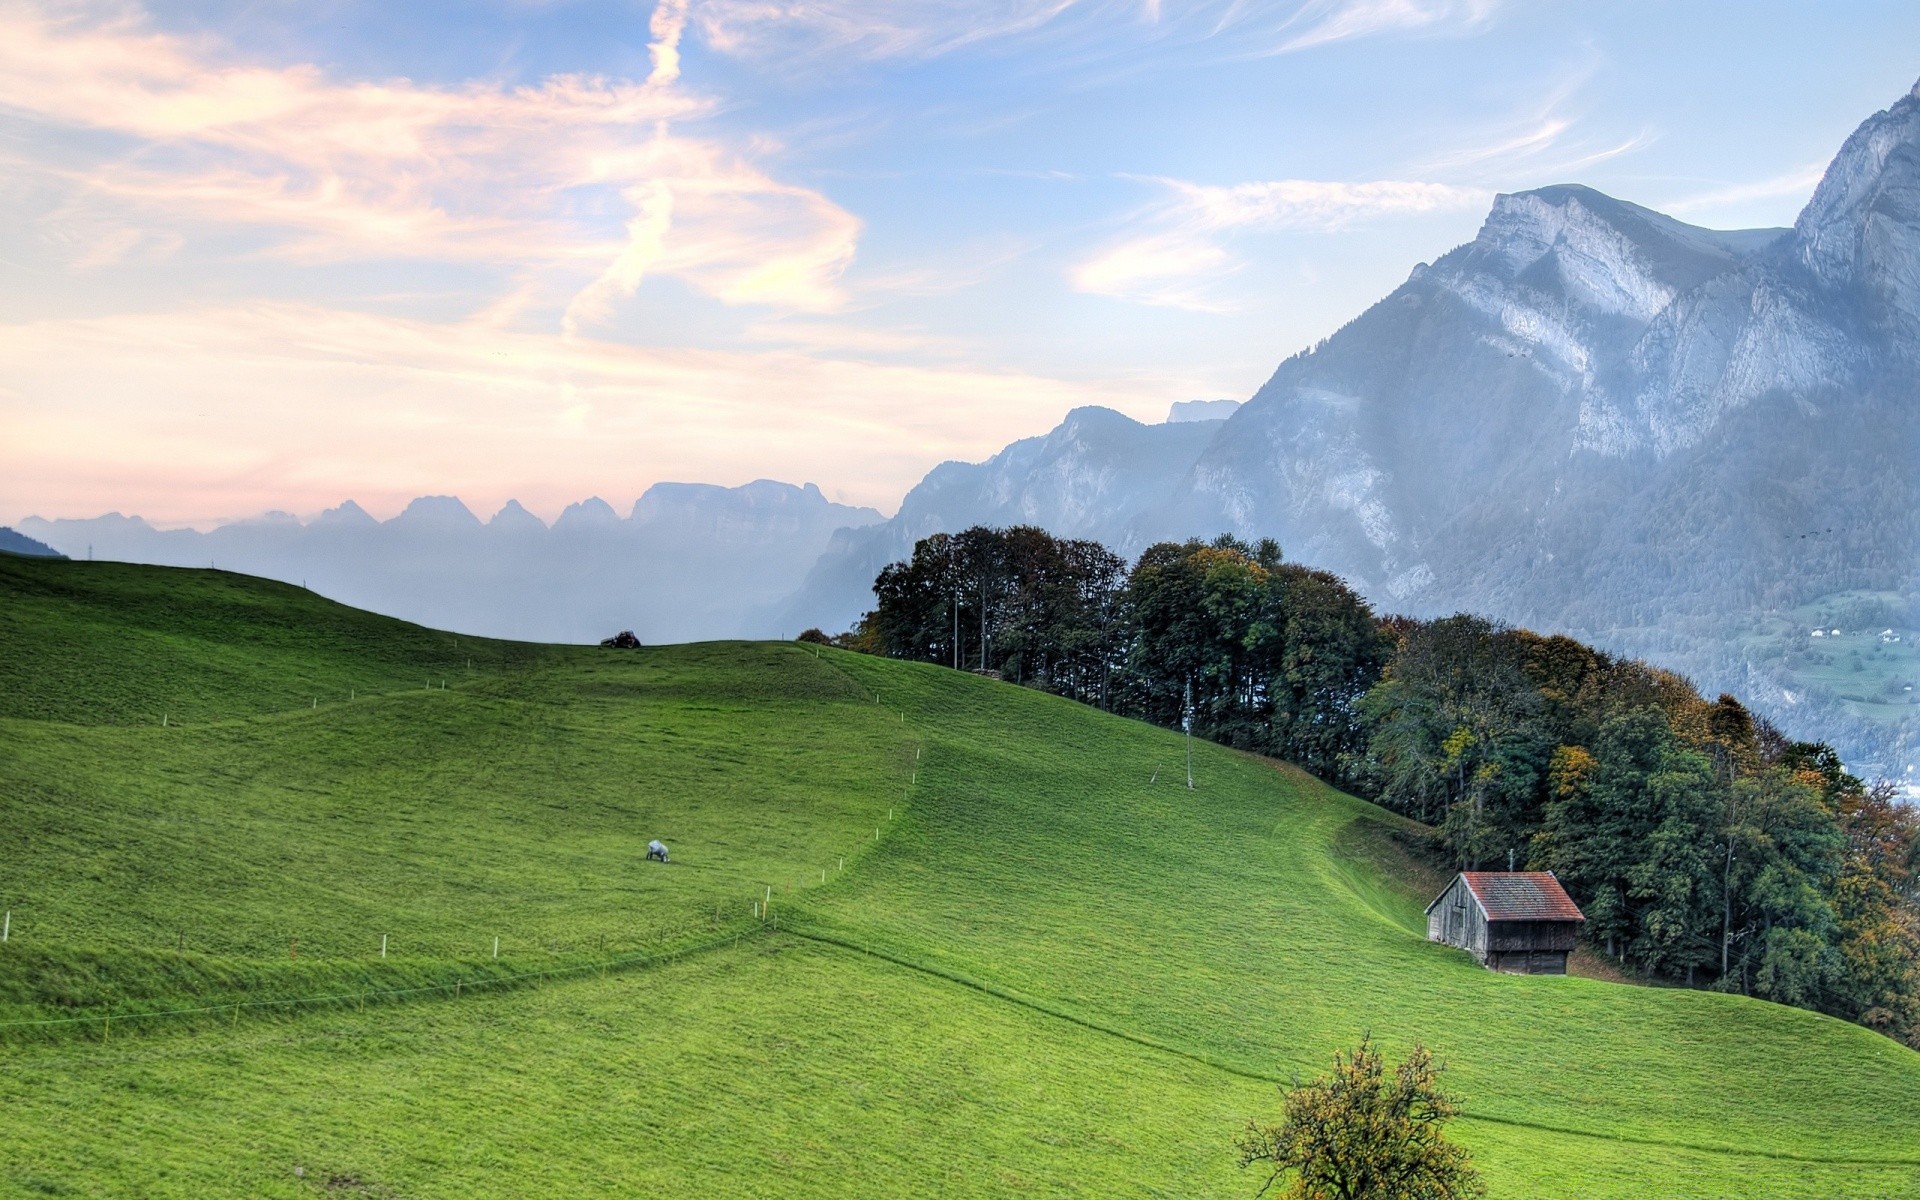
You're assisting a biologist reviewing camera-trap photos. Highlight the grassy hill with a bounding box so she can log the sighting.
[2,554,1918,1198]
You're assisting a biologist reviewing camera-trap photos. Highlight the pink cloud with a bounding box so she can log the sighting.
[0,2,859,313]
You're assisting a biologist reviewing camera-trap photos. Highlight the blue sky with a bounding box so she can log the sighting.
[3,0,1917,523]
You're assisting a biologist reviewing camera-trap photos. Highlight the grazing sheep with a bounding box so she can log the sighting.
[646,840,670,863]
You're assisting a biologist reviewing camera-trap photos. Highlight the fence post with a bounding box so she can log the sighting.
[2,910,9,942]
[493,936,499,959]
[381,933,388,959]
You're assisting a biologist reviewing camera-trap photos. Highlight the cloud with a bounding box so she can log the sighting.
[1263,0,1498,55]
[693,0,1084,63]
[0,2,858,315]
[1073,176,1486,307]
[649,0,692,84]
[689,0,1498,67]
[0,303,1179,522]
[1665,164,1826,219]
[1406,62,1653,186]
[1072,232,1236,311]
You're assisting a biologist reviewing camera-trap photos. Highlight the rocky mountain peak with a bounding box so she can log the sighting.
[488,499,547,532]
[392,496,480,528]
[1468,185,1762,323]
[553,497,622,533]
[1793,81,1920,334]
[314,500,376,528]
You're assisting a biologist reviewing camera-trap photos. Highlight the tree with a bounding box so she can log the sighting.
[1234,1036,1484,1200]
[1357,616,1548,854]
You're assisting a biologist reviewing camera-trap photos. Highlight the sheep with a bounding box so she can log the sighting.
[646,840,670,863]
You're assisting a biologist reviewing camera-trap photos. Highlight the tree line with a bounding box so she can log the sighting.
[808,526,1920,1047]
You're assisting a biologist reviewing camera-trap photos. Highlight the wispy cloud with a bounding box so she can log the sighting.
[1073,176,1487,308]
[693,0,1085,64]
[0,2,860,316]
[1665,163,1826,218]
[1262,0,1499,55]
[1409,63,1651,185]
[689,0,1500,68]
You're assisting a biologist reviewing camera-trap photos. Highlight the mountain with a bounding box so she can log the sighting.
[761,404,1229,636]
[774,82,1920,779]
[0,527,62,558]
[21,481,881,644]
[1168,398,1243,422]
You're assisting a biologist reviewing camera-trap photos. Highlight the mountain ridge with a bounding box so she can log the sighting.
[773,80,1920,779]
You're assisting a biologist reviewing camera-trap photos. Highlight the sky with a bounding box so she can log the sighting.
[3,0,1919,525]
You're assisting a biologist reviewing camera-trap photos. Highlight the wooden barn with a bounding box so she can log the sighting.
[1426,871,1585,975]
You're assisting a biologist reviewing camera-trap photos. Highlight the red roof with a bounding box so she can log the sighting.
[1458,872,1585,922]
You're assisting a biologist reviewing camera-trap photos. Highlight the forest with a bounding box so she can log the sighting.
[813,526,1920,1046]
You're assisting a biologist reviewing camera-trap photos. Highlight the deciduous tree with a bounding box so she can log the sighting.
[1235,1036,1484,1200]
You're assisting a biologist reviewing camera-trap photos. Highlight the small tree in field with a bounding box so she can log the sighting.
[1234,1035,1484,1200]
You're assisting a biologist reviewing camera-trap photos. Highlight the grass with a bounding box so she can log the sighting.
[1740,589,1919,719]
[0,555,914,1023]
[2,554,1918,1198]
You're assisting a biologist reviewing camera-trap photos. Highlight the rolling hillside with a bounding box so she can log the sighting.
[1,555,1917,1198]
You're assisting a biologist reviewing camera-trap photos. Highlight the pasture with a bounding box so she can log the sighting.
[1,554,1917,1198]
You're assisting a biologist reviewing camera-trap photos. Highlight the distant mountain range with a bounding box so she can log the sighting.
[21,82,1919,778]
[21,482,879,644]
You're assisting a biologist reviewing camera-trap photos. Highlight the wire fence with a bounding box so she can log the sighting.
[0,919,776,1041]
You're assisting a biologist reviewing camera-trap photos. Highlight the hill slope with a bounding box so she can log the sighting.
[1,557,1917,1198]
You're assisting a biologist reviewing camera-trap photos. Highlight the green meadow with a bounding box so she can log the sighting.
[2,554,1918,1198]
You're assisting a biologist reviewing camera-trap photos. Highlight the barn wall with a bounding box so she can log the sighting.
[1487,920,1579,954]
[1428,877,1478,954]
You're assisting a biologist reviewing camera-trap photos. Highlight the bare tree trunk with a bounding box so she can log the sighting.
[980,580,988,670]
[1722,841,1733,978]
